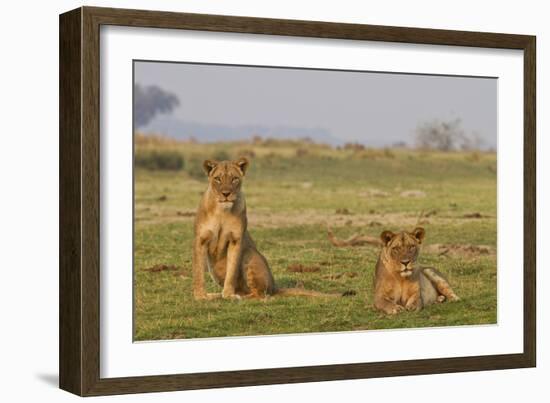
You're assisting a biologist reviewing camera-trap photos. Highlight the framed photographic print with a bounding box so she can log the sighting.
[59,6,536,396]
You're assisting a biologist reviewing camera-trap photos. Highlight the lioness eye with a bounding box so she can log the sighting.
[232,178,239,183]
[214,177,221,183]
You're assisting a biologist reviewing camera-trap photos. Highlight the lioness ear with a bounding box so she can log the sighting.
[202,160,218,176]
[235,157,249,175]
[380,230,395,246]
[412,227,426,243]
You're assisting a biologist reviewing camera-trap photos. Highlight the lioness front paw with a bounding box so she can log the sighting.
[222,290,241,300]
[194,291,208,300]
[387,304,404,315]
[194,291,223,301]
[406,303,422,311]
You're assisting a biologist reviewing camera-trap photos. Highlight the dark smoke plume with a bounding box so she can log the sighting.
[134,83,179,128]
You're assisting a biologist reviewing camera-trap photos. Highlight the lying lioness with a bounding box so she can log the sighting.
[192,157,344,300]
[374,227,460,314]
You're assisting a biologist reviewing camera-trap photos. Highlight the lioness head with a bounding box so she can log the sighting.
[202,157,249,206]
[380,227,425,277]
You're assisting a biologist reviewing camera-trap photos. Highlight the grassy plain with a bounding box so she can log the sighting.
[134,136,497,341]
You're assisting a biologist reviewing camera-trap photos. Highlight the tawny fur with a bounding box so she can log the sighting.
[192,157,346,300]
[373,227,460,314]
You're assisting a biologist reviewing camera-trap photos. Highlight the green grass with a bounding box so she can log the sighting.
[134,139,497,340]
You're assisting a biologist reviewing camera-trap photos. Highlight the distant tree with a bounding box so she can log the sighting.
[415,118,464,151]
[459,130,485,151]
[134,84,179,128]
[415,118,485,151]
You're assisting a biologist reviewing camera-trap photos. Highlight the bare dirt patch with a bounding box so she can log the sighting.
[358,188,390,198]
[287,264,321,273]
[135,205,495,229]
[423,243,495,258]
[249,210,493,229]
[142,264,180,273]
[462,212,492,219]
[323,272,359,280]
[400,190,427,198]
[176,210,196,217]
[327,229,381,247]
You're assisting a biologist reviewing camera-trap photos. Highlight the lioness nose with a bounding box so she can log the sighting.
[401,260,411,266]
[222,191,231,197]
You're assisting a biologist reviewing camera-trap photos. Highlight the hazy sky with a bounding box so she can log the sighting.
[135,61,497,148]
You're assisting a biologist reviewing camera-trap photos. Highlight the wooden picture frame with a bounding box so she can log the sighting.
[59,6,536,396]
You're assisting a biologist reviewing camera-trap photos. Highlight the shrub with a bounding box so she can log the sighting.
[383,148,396,159]
[343,142,365,151]
[353,148,395,160]
[212,150,231,161]
[135,150,184,171]
[466,151,481,162]
[185,151,234,181]
[186,157,207,180]
[236,148,256,158]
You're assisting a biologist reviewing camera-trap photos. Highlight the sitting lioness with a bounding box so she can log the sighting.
[192,157,343,300]
[374,227,459,314]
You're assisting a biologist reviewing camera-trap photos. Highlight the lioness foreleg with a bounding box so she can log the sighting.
[374,295,404,315]
[405,292,423,311]
[222,234,243,299]
[192,230,212,300]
